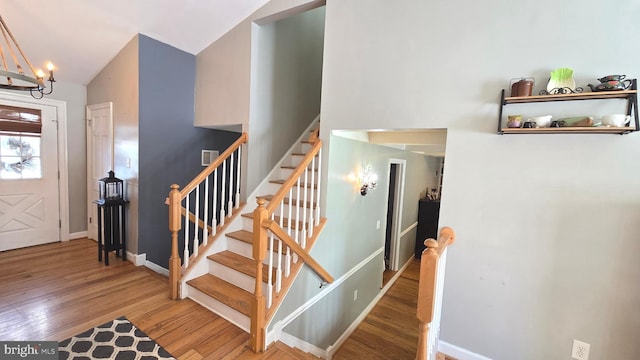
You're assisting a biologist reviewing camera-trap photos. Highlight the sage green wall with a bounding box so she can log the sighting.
[248,6,325,192]
[320,0,640,359]
[273,135,440,347]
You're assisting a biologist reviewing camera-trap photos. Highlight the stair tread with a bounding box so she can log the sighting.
[281,165,318,171]
[241,213,308,230]
[227,229,253,244]
[269,179,317,189]
[208,251,275,282]
[226,230,288,254]
[187,274,252,316]
[260,194,317,209]
[291,152,319,156]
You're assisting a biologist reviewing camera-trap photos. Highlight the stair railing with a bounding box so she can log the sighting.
[250,134,333,352]
[416,227,455,360]
[168,133,248,300]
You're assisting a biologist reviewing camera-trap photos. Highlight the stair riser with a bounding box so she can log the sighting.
[241,216,310,237]
[287,155,319,169]
[227,237,285,268]
[186,285,250,332]
[208,261,270,294]
[227,236,303,268]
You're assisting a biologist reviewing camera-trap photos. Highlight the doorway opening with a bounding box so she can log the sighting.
[383,158,406,286]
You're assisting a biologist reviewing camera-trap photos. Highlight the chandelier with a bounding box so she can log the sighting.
[0,15,55,99]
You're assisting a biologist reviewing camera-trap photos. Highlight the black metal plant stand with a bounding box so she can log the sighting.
[95,198,129,265]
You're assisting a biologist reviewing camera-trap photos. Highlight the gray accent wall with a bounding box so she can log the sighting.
[88,34,242,266]
[272,135,440,347]
[137,35,242,266]
[247,6,325,193]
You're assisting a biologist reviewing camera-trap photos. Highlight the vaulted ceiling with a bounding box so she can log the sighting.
[1,0,269,85]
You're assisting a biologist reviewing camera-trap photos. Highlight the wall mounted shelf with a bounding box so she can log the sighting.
[498,79,639,135]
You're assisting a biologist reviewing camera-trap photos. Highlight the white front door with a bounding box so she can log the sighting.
[0,99,59,251]
[86,103,113,241]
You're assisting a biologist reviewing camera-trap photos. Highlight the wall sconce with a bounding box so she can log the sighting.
[360,166,377,196]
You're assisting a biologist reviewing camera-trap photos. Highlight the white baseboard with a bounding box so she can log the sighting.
[127,252,146,266]
[279,331,328,359]
[69,231,88,240]
[439,341,493,360]
[145,260,169,276]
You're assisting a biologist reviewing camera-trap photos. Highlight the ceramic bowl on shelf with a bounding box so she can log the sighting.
[528,115,552,128]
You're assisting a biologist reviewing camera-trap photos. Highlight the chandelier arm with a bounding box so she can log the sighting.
[0,21,22,74]
[0,44,11,85]
[0,15,37,76]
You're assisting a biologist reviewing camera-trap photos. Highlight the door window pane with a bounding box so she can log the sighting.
[0,134,42,179]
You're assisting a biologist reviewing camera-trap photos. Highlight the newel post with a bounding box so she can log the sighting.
[250,198,268,352]
[168,184,182,300]
[416,239,439,360]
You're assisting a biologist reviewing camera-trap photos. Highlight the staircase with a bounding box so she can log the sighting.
[167,117,332,352]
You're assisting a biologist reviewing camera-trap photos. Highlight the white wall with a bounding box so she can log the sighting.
[48,82,87,234]
[87,35,140,252]
[195,0,323,131]
[321,0,640,359]
[248,6,324,192]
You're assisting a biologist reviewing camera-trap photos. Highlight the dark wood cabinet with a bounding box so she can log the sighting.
[415,199,440,259]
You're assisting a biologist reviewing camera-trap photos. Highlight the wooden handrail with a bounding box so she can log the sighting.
[416,227,455,360]
[263,219,333,283]
[179,132,248,199]
[265,140,321,214]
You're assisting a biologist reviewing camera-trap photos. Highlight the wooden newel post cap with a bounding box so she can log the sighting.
[170,184,180,190]
[424,239,438,248]
[256,197,266,206]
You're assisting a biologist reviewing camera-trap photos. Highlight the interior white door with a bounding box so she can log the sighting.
[0,100,59,251]
[86,103,113,241]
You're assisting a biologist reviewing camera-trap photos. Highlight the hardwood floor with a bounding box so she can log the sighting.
[0,239,453,359]
[333,260,421,359]
[0,239,318,359]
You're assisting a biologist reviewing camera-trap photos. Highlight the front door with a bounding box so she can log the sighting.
[86,103,113,241]
[0,99,59,251]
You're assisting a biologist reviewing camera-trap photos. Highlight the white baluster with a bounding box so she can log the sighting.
[235,146,241,209]
[316,148,322,225]
[220,159,226,225]
[295,178,301,243]
[286,188,292,277]
[212,168,218,235]
[203,177,209,246]
[308,157,315,239]
[301,167,308,249]
[228,152,234,217]
[276,206,284,292]
[267,214,275,308]
[183,194,189,268]
[193,185,199,258]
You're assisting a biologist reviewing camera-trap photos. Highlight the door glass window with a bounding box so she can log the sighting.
[0,106,42,180]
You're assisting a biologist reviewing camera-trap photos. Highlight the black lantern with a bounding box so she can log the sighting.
[99,170,124,203]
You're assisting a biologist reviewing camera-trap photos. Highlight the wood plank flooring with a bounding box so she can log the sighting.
[333,260,421,359]
[0,239,318,359]
[0,238,453,359]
